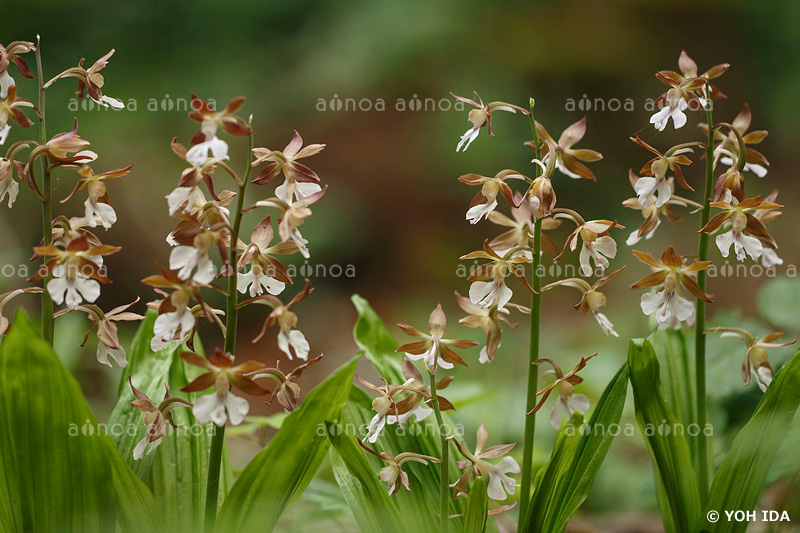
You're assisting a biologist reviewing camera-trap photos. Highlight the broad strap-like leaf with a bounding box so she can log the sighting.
[214,357,357,532]
[628,338,701,533]
[464,476,488,533]
[352,294,404,382]
[0,310,165,532]
[704,349,800,533]
[328,422,403,533]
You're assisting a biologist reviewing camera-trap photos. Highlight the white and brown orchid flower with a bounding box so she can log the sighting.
[251,186,326,259]
[61,299,143,367]
[24,120,97,182]
[180,348,268,427]
[0,156,19,207]
[543,267,625,337]
[59,163,132,229]
[455,290,528,363]
[458,169,527,224]
[650,61,712,131]
[45,50,124,109]
[702,103,769,179]
[246,279,313,360]
[706,327,796,392]
[0,40,36,98]
[699,195,781,262]
[236,215,296,297]
[0,287,43,336]
[529,117,603,180]
[167,219,228,285]
[185,94,251,166]
[251,130,325,201]
[451,424,520,501]
[630,247,711,326]
[358,439,440,495]
[554,209,622,277]
[527,354,596,429]
[396,303,478,371]
[630,136,700,202]
[0,86,34,145]
[461,241,535,310]
[248,354,323,412]
[129,377,192,460]
[450,91,528,152]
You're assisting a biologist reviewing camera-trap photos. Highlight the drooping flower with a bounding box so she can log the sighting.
[30,234,119,309]
[358,438,440,495]
[59,163,133,229]
[45,50,124,109]
[248,354,323,411]
[0,41,36,98]
[699,196,781,262]
[458,169,527,224]
[706,327,796,392]
[461,241,535,310]
[248,279,313,360]
[129,377,193,459]
[0,157,19,207]
[358,360,447,443]
[702,103,769,178]
[527,354,596,429]
[251,131,325,201]
[236,215,296,297]
[450,91,528,152]
[180,348,268,426]
[542,267,625,337]
[455,290,528,363]
[65,299,144,367]
[185,94,251,165]
[450,424,519,501]
[251,187,326,258]
[630,247,712,326]
[623,170,701,246]
[396,303,478,371]
[554,209,622,276]
[0,86,34,145]
[530,117,603,180]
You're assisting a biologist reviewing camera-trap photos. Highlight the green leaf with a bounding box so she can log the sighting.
[522,364,628,532]
[0,310,164,532]
[704,349,800,533]
[107,311,232,532]
[214,357,357,532]
[352,294,403,382]
[628,338,701,533]
[464,477,488,533]
[328,423,402,533]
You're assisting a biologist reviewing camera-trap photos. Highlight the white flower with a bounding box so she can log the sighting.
[277,328,310,361]
[640,290,694,325]
[84,198,117,228]
[133,435,162,460]
[0,70,14,99]
[469,280,513,310]
[466,200,498,225]
[166,186,204,215]
[193,391,250,426]
[650,98,688,131]
[97,342,127,367]
[578,235,616,276]
[405,337,454,370]
[0,159,19,207]
[92,94,124,109]
[185,135,229,166]
[715,229,762,262]
[549,391,590,430]
[719,155,767,178]
[626,218,660,246]
[47,265,100,309]
[634,176,671,208]
[0,124,10,145]
[483,456,521,500]
[592,312,618,337]
[237,267,285,297]
[169,245,216,284]
[761,247,783,268]
[151,309,195,351]
[275,180,322,203]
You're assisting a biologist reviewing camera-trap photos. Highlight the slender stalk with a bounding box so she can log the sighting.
[694,89,714,503]
[519,99,542,525]
[428,369,449,533]
[35,37,54,346]
[205,129,254,531]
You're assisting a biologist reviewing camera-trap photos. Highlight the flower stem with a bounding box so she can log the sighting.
[519,99,542,525]
[35,37,54,346]
[428,369,449,533]
[694,90,714,503]
[205,128,254,532]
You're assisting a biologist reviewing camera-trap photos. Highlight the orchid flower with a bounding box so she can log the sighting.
[699,195,781,262]
[450,424,520,500]
[702,103,768,178]
[530,117,603,180]
[450,91,528,152]
[236,215,296,297]
[59,163,133,229]
[45,49,124,109]
[129,377,192,460]
[542,267,625,337]
[455,290,528,363]
[0,41,36,98]
[0,86,34,145]
[248,354,323,411]
[396,304,478,371]
[63,299,144,367]
[247,279,313,360]
[461,241,535,310]
[358,439,440,495]
[527,354,596,429]
[0,157,18,207]
[251,186,327,258]
[251,130,325,201]
[185,94,251,165]
[554,209,622,276]
[458,169,527,224]
[707,327,796,392]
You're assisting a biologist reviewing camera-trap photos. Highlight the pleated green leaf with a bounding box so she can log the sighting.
[703,349,800,533]
[214,356,357,532]
[464,477,488,533]
[0,310,164,532]
[328,421,403,533]
[107,311,232,531]
[628,338,701,533]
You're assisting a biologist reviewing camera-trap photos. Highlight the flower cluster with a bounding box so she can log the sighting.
[0,38,137,367]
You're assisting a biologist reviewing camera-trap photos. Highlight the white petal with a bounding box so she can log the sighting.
[640,291,665,316]
[0,71,14,99]
[46,276,69,305]
[225,393,250,426]
[132,436,149,460]
[739,234,763,261]
[192,393,219,424]
[568,393,591,413]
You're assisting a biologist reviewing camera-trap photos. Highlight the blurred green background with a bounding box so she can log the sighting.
[3,0,800,530]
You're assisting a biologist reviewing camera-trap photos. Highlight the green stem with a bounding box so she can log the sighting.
[205,129,254,531]
[428,370,449,533]
[35,37,54,346]
[519,99,542,526]
[694,89,714,503]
